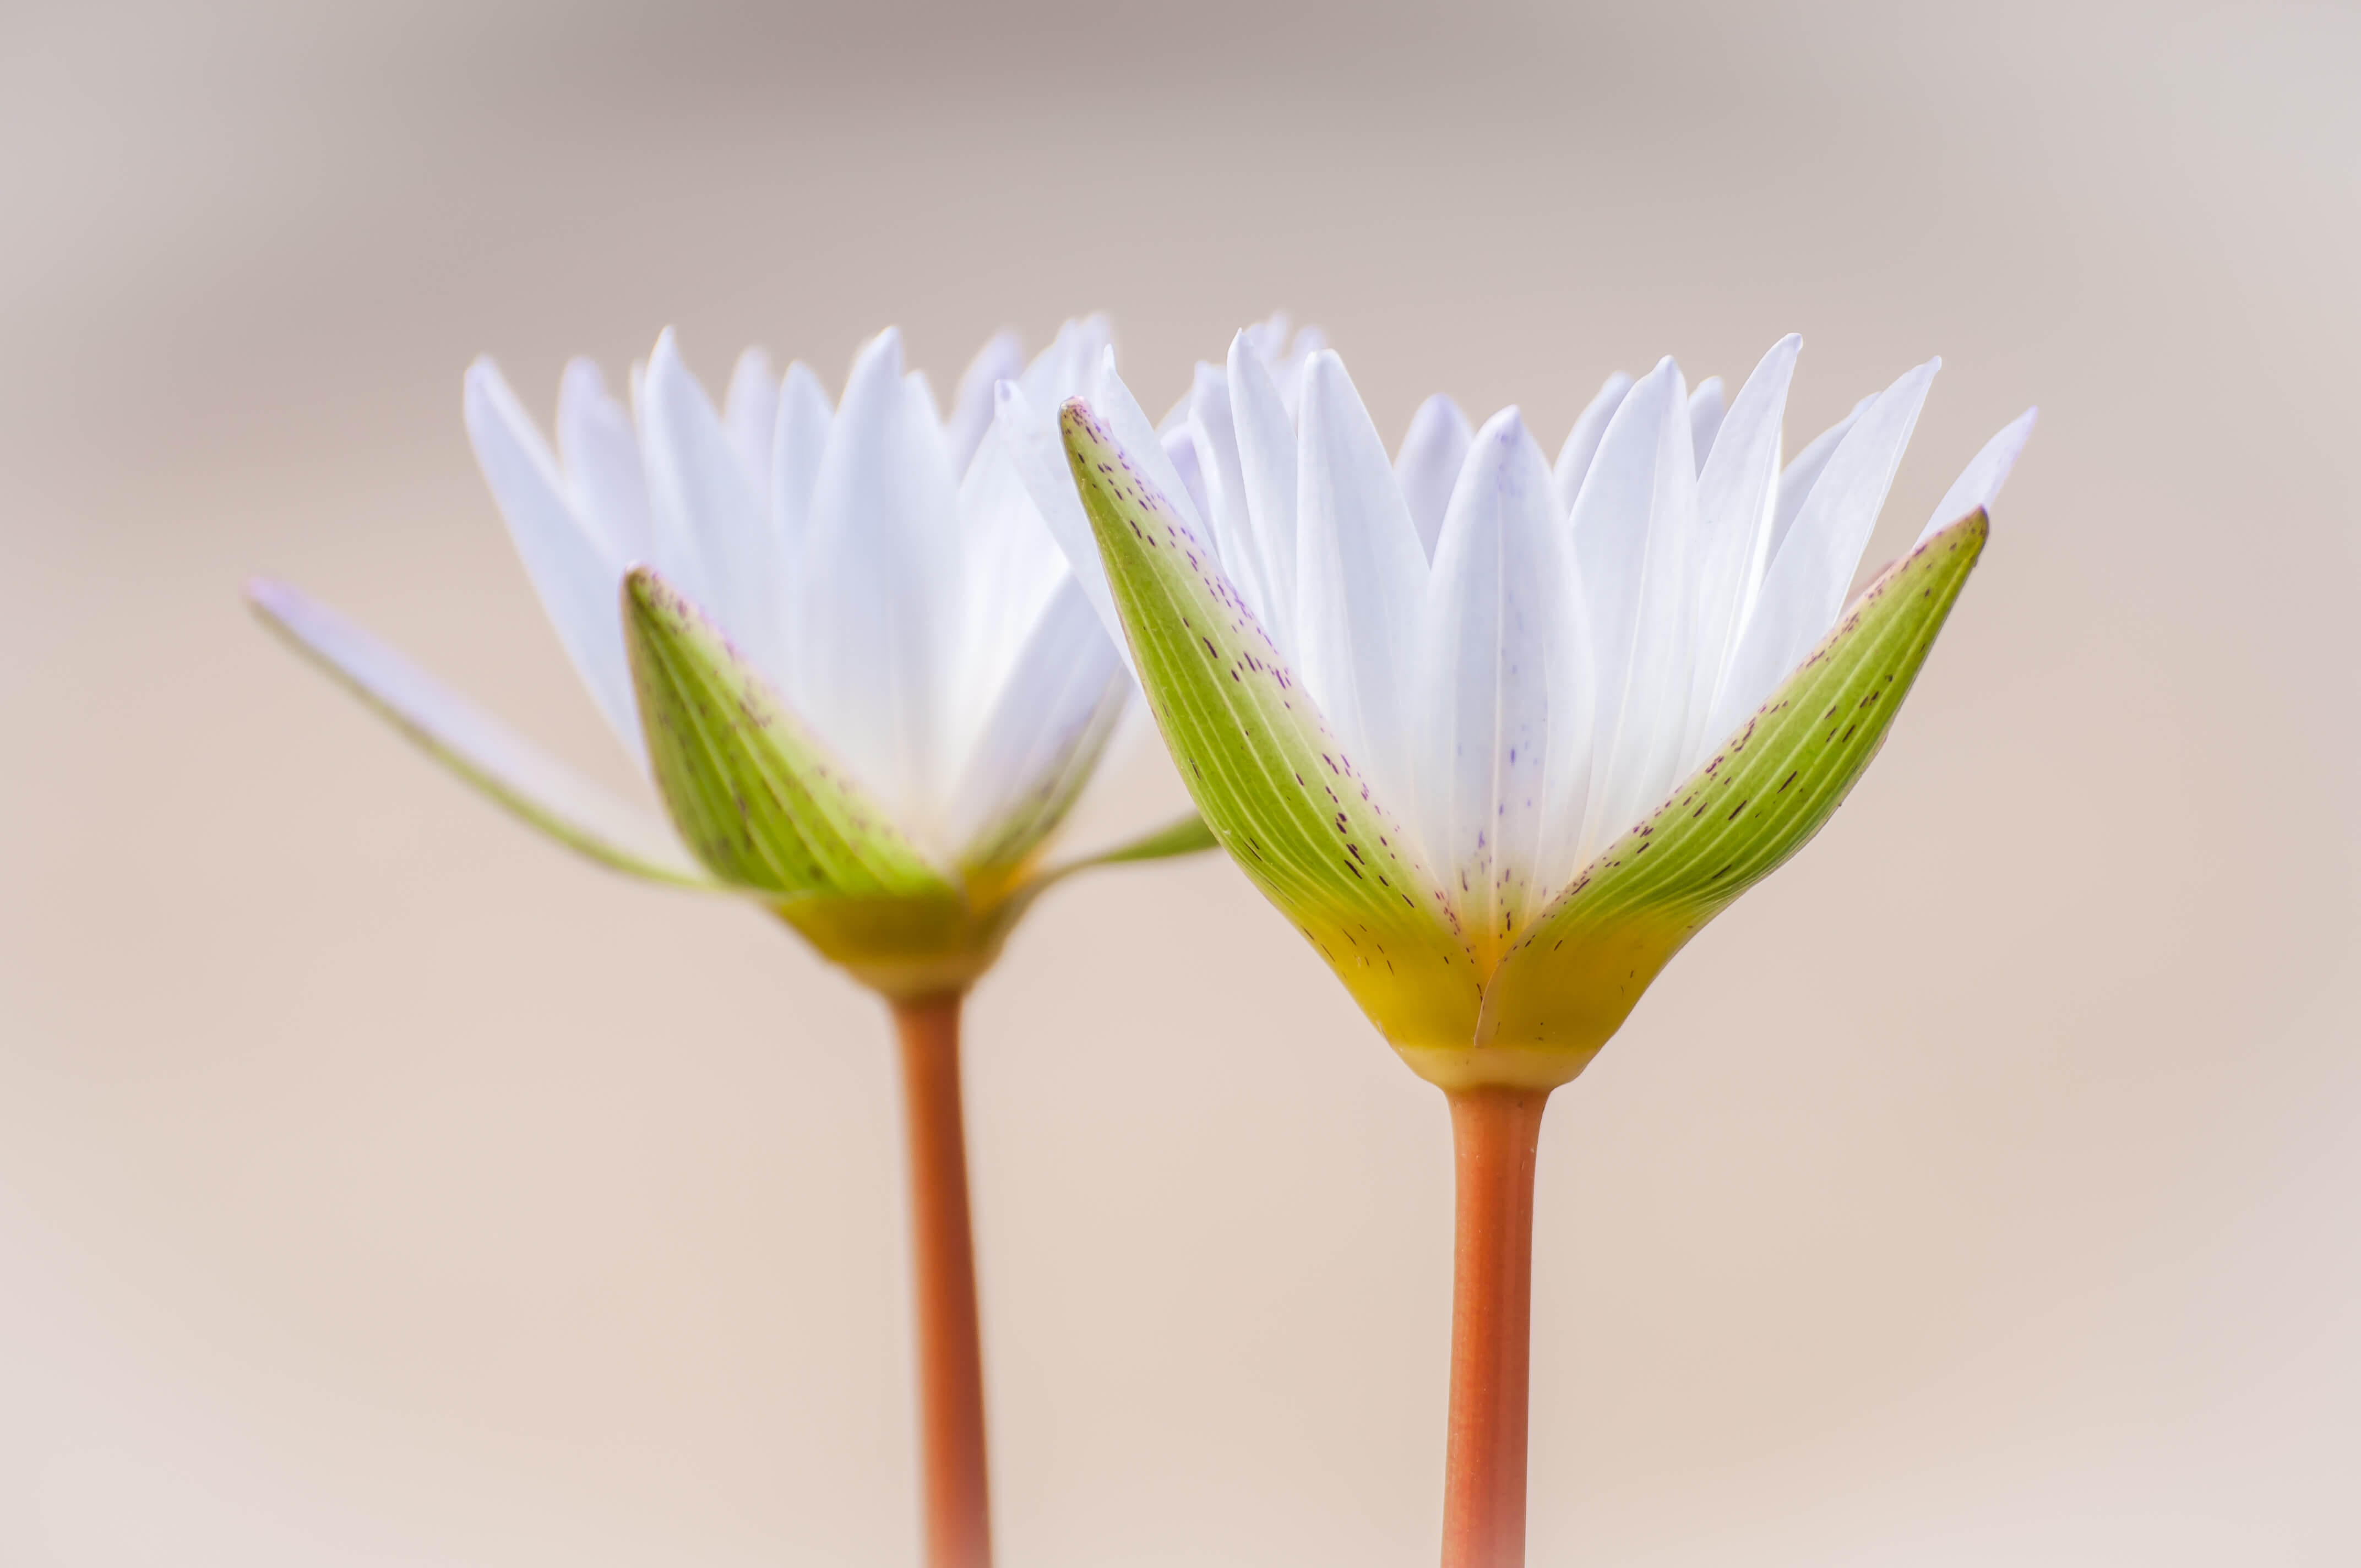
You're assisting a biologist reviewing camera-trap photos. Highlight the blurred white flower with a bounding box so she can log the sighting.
[463,317,1150,869]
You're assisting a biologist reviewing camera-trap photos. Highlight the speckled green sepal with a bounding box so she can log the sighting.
[1415,510,1989,1090]
[1061,400,1484,1052]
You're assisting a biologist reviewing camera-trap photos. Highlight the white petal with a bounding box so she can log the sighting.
[1395,393,1473,562]
[771,360,833,566]
[1270,323,1329,416]
[1185,363,1282,640]
[556,357,654,567]
[1917,407,2038,545]
[641,330,790,693]
[1020,314,1112,411]
[1682,335,1800,766]
[1088,346,1207,542]
[1417,407,1583,953]
[1572,358,1702,862]
[946,577,1126,861]
[1552,372,1635,520]
[1711,358,1940,738]
[1226,330,1302,652]
[945,329,1025,480]
[1766,393,1875,570]
[905,368,940,423]
[464,357,641,763]
[951,426,1073,757]
[992,379,1130,675]
[1162,422,1212,526]
[798,327,963,823]
[1687,377,1727,469]
[1239,311,1291,366]
[1293,351,1429,820]
[723,347,779,497]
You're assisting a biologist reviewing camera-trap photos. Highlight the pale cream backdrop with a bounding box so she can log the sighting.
[3,1,2357,1563]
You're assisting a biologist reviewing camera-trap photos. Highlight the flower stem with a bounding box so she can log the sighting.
[1440,1084,1551,1568]
[889,992,993,1568]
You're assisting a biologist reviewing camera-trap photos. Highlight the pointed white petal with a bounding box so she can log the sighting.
[723,347,779,497]
[641,330,790,693]
[947,576,1127,865]
[1162,422,1212,526]
[556,357,654,567]
[1687,377,1727,469]
[993,379,1130,674]
[1270,323,1329,416]
[1417,408,1583,959]
[1020,314,1112,410]
[905,368,940,423]
[1552,372,1635,520]
[464,357,641,761]
[1572,358,1702,862]
[1712,358,1940,737]
[1184,363,1281,639]
[1682,335,1800,765]
[1917,407,2038,545]
[1239,311,1290,365]
[1395,393,1474,562]
[1766,393,1875,569]
[771,360,833,566]
[1089,346,1207,541]
[951,424,1074,761]
[798,327,962,823]
[1293,351,1429,819]
[945,329,1025,479]
[1226,330,1302,651]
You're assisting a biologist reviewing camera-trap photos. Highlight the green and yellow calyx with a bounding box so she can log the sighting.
[622,567,1210,998]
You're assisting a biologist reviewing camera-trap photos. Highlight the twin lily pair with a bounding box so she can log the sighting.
[250,312,2033,1568]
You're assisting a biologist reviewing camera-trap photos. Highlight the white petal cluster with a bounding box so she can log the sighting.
[465,317,1162,865]
[1018,331,2034,945]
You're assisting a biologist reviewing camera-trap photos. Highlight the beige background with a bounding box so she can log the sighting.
[4,1,2358,1562]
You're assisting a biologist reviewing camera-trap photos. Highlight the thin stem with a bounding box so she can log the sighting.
[889,992,993,1568]
[1440,1085,1551,1568]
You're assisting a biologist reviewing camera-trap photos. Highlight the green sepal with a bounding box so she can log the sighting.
[1415,510,1990,1091]
[623,567,950,900]
[247,576,717,889]
[625,567,1020,995]
[1064,810,1220,869]
[1060,400,1484,1050]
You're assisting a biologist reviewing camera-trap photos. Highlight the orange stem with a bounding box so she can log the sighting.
[1440,1085,1551,1568]
[889,993,993,1568]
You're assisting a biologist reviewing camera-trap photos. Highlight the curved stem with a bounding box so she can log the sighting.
[890,992,993,1568]
[1440,1085,1551,1568]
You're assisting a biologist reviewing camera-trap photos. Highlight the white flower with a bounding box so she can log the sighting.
[1013,331,2035,959]
[463,317,1158,869]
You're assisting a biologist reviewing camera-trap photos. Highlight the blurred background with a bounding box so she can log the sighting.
[4,0,2358,1562]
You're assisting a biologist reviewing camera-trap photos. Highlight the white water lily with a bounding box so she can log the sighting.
[1032,326,2034,1568]
[470,317,1142,868]
[251,316,1244,994]
[1025,331,2033,1084]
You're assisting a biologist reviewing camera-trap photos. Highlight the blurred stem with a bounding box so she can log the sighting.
[1441,1085,1551,1568]
[889,992,993,1568]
